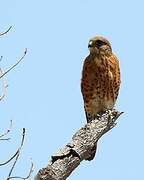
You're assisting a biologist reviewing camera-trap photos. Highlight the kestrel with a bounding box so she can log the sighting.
[81,36,121,160]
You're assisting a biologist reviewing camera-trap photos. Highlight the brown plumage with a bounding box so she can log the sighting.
[81,36,121,160]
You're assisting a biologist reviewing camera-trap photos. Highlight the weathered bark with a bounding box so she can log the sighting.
[35,109,123,180]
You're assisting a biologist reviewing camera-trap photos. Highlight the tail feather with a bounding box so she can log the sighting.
[85,111,93,123]
[86,144,97,161]
[85,111,98,160]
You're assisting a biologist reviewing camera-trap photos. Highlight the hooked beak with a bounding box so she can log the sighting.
[88,41,93,48]
[88,44,92,48]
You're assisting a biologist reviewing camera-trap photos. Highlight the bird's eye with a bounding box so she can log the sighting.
[95,40,106,47]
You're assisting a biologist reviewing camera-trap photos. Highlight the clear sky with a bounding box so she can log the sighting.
[0,0,143,179]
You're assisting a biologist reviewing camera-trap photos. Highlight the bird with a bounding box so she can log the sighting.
[81,36,121,160]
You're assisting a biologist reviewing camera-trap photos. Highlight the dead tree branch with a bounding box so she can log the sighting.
[35,109,123,180]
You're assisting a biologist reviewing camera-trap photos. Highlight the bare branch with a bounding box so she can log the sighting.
[0,147,19,166]
[7,160,34,180]
[0,138,10,140]
[0,126,23,167]
[0,26,12,37]
[0,128,25,167]
[35,109,123,180]
[7,128,25,179]
[0,128,33,179]
[0,49,27,79]
[0,120,12,140]
[0,67,8,101]
[0,26,31,179]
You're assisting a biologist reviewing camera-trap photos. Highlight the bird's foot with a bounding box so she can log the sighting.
[94,111,106,120]
[106,109,118,128]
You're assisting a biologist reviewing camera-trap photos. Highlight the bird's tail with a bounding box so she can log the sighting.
[86,144,97,161]
[85,111,93,123]
[85,111,98,160]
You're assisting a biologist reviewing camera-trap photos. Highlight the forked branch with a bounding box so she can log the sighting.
[0,128,25,167]
[6,129,34,180]
[0,128,33,179]
[0,49,27,102]
[7,161,34,180]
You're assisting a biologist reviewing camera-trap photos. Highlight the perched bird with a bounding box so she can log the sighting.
[81,36,121,160]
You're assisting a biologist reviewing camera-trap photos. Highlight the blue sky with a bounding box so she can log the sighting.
[0,0,143,179]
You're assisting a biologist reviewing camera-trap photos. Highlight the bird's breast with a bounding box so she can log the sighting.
[81,56,115,109]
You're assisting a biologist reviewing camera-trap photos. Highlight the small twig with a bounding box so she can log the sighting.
[0,26,12,37]
[0,48,27,79]
[0,147,19,166]
[0,68,8,101]
[0,120,12,140]
[7,160,34,179]
[7,128,25,179]
[0,138,10,140]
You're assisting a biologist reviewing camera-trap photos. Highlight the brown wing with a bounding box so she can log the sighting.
[81,56,92,104]
[108,54,121,100]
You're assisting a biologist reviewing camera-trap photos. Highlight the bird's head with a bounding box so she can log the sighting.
[88,36,112,56]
